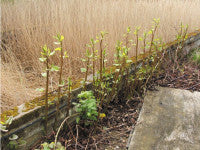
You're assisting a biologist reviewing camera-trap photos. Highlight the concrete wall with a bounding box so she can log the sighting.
[1,30,200,149]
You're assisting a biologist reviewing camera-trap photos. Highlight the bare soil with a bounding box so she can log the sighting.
[32,95,143,150]
[149,55,200,92]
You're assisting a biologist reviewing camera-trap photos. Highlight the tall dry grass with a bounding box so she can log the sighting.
[1,0,200,112]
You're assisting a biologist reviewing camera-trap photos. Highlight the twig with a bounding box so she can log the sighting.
[85,128,94,150]
[103,123,126,132]
[92,137,98,150]
[185,83,200,90]
[67,123,85,149]
[170,74,186,82]
[85,137,90,150]
[67,122,76,142]
[75,125,79,150]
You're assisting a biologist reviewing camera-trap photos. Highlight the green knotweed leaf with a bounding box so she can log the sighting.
[49,51,55,56]
[6,116,13,125]
[41,72,47,77]
[139,37,143,41]
[50,65,60,72]
[64,51,68,58]
[59,35,64,42]
[39,57,46,62]
[0,124,8,132]
[115,69,120,72]
[48,142,55,148]
[126,60,132,63]
[81,58,86,62]
[76,117,80,123]
[42,45,48,51]
[36,88,45,92]
[54,42,60,45]
[55,47,61,51]
[9,134,18,141]
[81,68,86,72]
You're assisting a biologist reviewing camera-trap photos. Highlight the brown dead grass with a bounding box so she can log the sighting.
[1,0,200,112]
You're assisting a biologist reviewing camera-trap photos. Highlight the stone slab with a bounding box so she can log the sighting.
[128,87,200,150]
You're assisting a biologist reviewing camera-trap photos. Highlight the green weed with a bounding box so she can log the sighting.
[73,91,98,126]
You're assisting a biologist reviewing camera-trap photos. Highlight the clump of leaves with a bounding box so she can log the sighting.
[81,49,93,90]
[7,134,27,150]
[80,36,99,90]
[192,48,200,66]
[80,31,109,121]
[173,23,188,71]
[128,19,167,95]
[35,142,64,150]
[0,116,13,132]
[73,91,98,126]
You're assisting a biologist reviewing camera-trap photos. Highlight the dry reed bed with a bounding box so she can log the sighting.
[1,0,200,112]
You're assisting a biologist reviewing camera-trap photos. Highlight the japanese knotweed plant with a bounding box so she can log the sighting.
[37,141,65,150]
[142,32,148,59]
[81,37,99,88]
[95,31,109,119]
[137,42,165,92]
[7,134,27,150]
[53,34,68,128]
[143,18,160,73]
[66,77,72,116]
[37,44,59,135]
[98,31,108,82]
[80,31,108,121]
[129,19,167,94]
[89,38,99,83]
[81,49,93,90]
[192,48,200,67]
[127,26,143,95]
[107,27,133,103]
[143,38,166,88]
[133,26,140,62]
[173,23,188,72]
[73,91,98,126]
[149,18,160,55]
[0,116,13,132]
[107,26,142,97]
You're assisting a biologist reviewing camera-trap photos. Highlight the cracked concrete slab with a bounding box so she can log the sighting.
[128,87,200,150]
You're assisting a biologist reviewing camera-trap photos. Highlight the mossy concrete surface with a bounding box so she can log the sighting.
[128,87,200,150]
